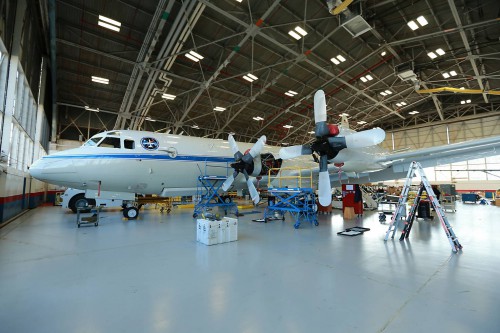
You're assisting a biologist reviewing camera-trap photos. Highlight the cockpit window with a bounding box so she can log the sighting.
[98,137,121,148]
[124,139,135,149]
[84,137,103,146]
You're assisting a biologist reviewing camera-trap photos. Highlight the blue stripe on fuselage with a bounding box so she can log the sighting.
[43,154,234,163]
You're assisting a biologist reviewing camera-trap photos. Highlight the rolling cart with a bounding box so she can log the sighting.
[76,206,100,227]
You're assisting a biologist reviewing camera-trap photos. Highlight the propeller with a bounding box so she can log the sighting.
[222,135,267,205]
[279,90,386,206]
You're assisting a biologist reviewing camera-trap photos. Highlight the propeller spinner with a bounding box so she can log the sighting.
[222,135,266,205]
[279,90,386,206]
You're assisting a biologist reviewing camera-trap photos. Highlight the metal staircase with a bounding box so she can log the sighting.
[384,161,462,253]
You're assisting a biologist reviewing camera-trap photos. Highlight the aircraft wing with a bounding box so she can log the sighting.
[346,135,500,184]
[325,135,500,185]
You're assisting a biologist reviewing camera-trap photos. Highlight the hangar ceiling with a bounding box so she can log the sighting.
[53,0,500,145]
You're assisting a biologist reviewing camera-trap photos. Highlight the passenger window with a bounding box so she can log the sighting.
[124,139,135,149]
[98,137,121,148]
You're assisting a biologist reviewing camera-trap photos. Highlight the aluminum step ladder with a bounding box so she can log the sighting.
[384,161,462,253]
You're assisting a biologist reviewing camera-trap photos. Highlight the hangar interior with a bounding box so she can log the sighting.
[1,0,500,332]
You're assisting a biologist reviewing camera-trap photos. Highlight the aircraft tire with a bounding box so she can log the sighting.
[69,194,91,213]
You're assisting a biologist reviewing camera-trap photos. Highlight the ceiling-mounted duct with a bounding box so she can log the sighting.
[338,2,371,37]
[395,62,418,82]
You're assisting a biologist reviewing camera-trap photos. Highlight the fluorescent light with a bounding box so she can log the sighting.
[189,51,204,60]
[308,131,315,134]
[331,57,340,65]
[417,16,428,26]
[396,103,402,107]
[385,90,392,94]
[360,77,367,82]
[466,99,471,103]
[285,90,298,97]
[288,31,301,40]
[191,125,199,129]
[99,15,121,27]
[407,20,419,30]
[91,76,109,84]
[381,51,387,56]
[460,87,465,90]
[357,121,367,124]
[214,107,226,112]
[243,73,258,82]
[436,48,445,56]
[294,26,307,36]
[409,110,419,115]
[337,55,346,62]
[285,92,294,97]
[366,75,373,81]
[442,73,450,79]
[253,116,264,121]
[340,113,349,117]
[380,92,387,96]
[98,21,120,32]
[145,117,156,122]
[283,125,293,129]
[162,93,176,100]
[460,100,466,104]
[84,106,100,112]
[236,0,242,2]
[185,53,199,62]
[450,70,457,76]
[428,52,437,59]
[98,15,121,32]
[401,101,407,106]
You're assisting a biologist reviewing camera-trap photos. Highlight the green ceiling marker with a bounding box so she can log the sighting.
[162,12,170,20]
[233,45,241,52]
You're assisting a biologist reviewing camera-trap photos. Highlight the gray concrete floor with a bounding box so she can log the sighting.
[1,201,499,333]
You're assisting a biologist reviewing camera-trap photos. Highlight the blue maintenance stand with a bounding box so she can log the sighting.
[193,175,238,218]
[264,187,318,229]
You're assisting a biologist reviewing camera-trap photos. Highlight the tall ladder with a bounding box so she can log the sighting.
[384,161,462,253]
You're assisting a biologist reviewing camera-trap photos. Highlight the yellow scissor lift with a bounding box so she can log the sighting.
[264,167,318,229]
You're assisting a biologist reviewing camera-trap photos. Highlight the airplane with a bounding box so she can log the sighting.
[29,90,500,218]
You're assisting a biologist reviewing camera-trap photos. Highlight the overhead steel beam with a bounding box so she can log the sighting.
[447,0,488,103]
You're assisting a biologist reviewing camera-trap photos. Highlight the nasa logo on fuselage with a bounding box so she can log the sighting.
[140,137,159,150]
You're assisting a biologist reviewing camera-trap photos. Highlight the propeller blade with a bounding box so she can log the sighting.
[314,90,327,124]
[344,128,386,148]
[222,172,237,191]
[279,145,313,160]
[247,178,260,204]
[228,134,240,156]
[318,171,332,206]
[248,135,266,158]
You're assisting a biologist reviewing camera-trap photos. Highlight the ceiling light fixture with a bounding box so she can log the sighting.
[98,15,121,32]
[185,50,204,62]
[145,117,156,122]
[409,110,419,115]
[417,16,428,26]
[340,113,349,117]
[253,116,264,121]
[381,51,387,56]
[288,30,301,40]
[243,73,258,82]
[84,106,100,112]
[91,76,109,84]
[308,131,315,134]
[442,73,450,79]
[407,20,419,31]
[294,26,308,36]
[380,92,387,96]
[289,26,307,40]
[191,125,199,129]
[427,52,437,59]
[331,57,340,65]
[336,55,346,62]
[214,106,226,112]
[285,90,298,97]
[162,93,176,100]
[436,48,445,56]
[360,75,373,82]
[283,124,293,129]
[357,121,367,124]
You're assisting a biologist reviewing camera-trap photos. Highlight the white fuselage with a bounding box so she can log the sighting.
[29,129,389,195]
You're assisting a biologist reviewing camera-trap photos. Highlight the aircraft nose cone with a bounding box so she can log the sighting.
[29,159,43,180]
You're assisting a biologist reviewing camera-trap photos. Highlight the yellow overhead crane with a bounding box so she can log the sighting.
[417,87,500,95]
[328,0,354,15]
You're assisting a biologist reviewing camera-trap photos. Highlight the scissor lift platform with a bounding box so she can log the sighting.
[264,188,318,229]
[193,175,238,218]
